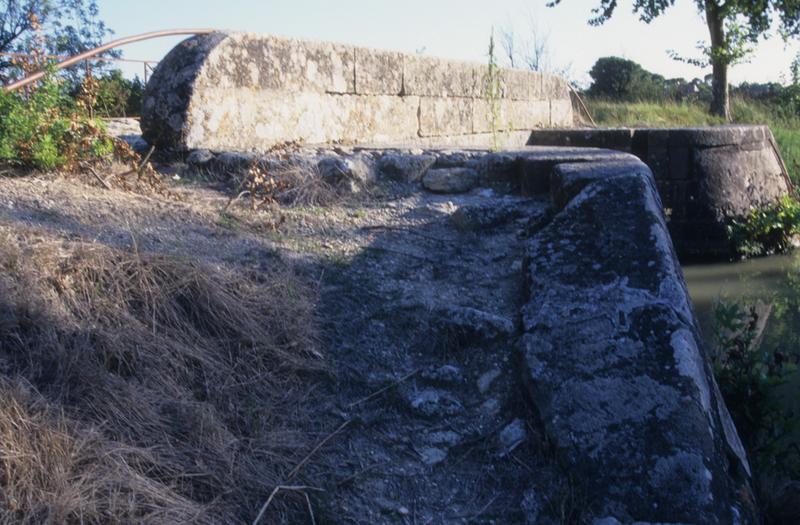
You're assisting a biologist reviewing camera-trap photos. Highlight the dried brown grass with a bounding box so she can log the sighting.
[0,227,324,523]
[227,161,341,211]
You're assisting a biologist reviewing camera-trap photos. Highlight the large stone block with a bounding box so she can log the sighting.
[198,33,356,94]
[419,97,473,137]
[504,100,550,130]
[404,55,477,97]
[355,47,403,95]
[692,143,787,219]
[549,99,573,127]
[184,89,419,149]
[541,72,570,100]
[501,69,534,100]
[528,128,635,150]
[524,125,791,259]
[523,160,757,523]
[471,99,551,133]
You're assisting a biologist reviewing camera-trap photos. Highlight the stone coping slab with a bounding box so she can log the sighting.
[521,159,757,523]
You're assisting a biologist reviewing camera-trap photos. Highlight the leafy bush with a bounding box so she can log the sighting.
[0,73,114,170]
[77,70,144,118]
[728,196,800,257]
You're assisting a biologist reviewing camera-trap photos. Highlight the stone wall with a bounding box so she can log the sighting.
[528,125,792,259]
[140,32,574,152]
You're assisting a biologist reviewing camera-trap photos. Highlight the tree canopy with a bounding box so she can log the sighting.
[548,0,800,119]
[0,0,114,82]
[588,56,666,101]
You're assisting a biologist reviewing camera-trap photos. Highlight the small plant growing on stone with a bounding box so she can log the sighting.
[728,195,800,257]
[484,29,503,151]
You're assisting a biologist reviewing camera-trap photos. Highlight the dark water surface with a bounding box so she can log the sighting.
[684,253,798,344]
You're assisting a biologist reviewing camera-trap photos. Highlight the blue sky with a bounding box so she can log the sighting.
[99,0,797,86]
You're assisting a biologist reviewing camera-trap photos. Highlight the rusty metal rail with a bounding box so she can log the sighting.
[3,29,216,92]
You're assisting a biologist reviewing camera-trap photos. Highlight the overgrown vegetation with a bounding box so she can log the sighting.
[727,196,800,257]
[0,72,115,170]
[75,70,144,118]
[712,296,800,523]
[0,227,323,523]
[0,69,122,170]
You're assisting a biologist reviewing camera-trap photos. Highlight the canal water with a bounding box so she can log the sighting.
[684,253,798,345]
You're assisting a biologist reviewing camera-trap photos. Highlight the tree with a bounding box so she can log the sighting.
[588,56,666,101]
[0,0,114,83]
[548,0,800,120]
[499,14,572,77]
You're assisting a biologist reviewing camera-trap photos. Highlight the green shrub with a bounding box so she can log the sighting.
[0,73,115,171]
[82,70,144,118]
[728,196,800,257]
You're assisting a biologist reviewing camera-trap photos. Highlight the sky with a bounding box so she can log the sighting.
[97,0,798,86]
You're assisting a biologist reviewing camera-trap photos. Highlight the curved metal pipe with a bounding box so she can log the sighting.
[3,28,216,92]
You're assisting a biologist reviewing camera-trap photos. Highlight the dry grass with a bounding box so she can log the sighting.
[0,227,324,523]
[229,161,340,210]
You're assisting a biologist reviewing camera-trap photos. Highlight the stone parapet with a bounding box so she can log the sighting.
[141,32,574,151]
[529,125,792,259]
[522,159,757,523]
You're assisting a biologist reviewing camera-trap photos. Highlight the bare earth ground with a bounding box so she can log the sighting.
[0,166,575,524]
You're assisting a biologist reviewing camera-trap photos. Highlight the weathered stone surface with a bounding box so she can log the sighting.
[141,32,227,149]
[142,32,573,151]
[521,160,757,523]
[377,153,436,182]
[355,47,403,95]
[527,125,792,259]
[419,97,473,137]
[403,55,476,97]
[500,69,546,100]
[471,99,550,134]
[692,142,785,219]
[528,128,636,150]
[407,389,463,418]
[186,148,214,166]
[422,167,479,193]
[449,200,526,230]
[317,154,374,192]
[549,98,574,127]
[184,90,420,150]
[541,73,570,100]
[195,33,355,93]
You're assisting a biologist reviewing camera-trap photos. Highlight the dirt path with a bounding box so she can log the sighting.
[307,189,563,524]
[0,169,568,524]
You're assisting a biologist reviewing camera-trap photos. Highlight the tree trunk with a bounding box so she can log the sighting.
[705,1,730,120]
